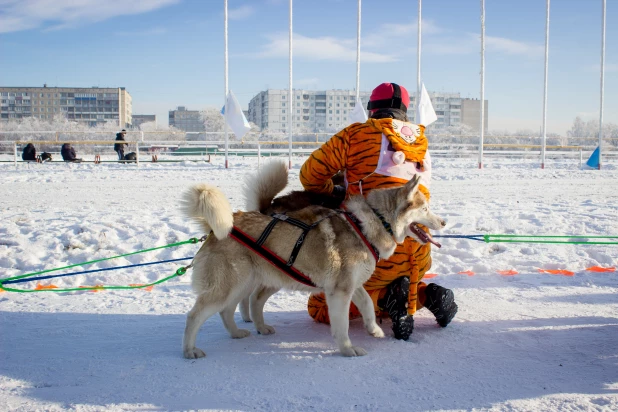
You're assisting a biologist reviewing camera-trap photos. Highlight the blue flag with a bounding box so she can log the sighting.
[586,146,600,168]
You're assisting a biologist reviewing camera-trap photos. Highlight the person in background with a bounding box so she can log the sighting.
[61,143,82,163]
[114,129,128,161]
[22,143,37,161]
[300,82,458,341]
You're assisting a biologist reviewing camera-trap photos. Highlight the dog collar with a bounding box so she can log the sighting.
[371,208,394,236]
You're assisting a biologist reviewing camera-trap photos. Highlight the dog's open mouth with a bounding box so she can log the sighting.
[409,224,441,248]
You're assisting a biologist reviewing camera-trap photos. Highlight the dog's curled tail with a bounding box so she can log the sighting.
[182,184,234,240]
[243,161,289,212]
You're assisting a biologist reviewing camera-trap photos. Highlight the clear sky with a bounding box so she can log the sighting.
[1,0,616,134]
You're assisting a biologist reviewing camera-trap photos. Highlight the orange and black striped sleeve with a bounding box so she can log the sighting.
[299,127,350,194]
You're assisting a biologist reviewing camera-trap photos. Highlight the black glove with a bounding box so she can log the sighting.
[332,185,346,200]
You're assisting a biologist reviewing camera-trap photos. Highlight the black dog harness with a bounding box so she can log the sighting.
[228,211,380,288]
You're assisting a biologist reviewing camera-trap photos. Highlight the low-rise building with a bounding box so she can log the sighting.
[168,106,204,132]
[132,114,157,128]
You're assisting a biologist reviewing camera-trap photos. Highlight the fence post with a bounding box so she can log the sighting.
[258,142,261,168]
[13,141,17,167]
[140,131,144,142]
[579,148,582,169]
[136,141,140,167]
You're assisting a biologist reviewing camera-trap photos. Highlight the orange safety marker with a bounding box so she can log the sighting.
[78,284,105,292]
[498,270,518,276]
[424,273,438,279]
[35,283,58,290]
[129,283,154,291]
[586,266,616,273]
[458,270,475,276]
[0,287,5,293]
[538,269,575,276]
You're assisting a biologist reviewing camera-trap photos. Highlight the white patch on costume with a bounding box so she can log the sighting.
[375,134,431,189]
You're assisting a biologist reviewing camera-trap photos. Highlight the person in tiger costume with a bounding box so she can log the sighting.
[300,82,458,340]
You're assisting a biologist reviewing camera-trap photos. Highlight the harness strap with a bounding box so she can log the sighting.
[270,213,323,266]
[229,227,317,288]
[256,218,279,246]
[342,212,380,262]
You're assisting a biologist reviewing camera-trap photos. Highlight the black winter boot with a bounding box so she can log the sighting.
[424,283,458,327]
[378,276,414,340]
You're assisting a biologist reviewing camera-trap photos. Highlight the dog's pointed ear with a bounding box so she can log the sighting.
[398,175,420,203]
[404,175,421,200]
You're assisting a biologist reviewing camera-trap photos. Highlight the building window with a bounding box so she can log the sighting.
[282,102,286,107]
[282,109,286,114]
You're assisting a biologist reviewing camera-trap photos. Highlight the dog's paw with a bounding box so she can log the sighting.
[230,329,251,339]
[340,346,368,357]
[256,324,276,335]
[183,347,206,359]
[367,325,385,338]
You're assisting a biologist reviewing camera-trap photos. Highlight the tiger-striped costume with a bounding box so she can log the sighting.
[300,117,433,324]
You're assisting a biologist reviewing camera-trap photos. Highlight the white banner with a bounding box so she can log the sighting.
[222,90,251,140]
[348,97,368,124]
[416,83,437,127]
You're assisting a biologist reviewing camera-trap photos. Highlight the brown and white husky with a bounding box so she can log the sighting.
[181,161,445,358]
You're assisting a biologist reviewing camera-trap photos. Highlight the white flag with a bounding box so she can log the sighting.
[223,90,251,139]
[416,83,437,126]
[348,97,368,124]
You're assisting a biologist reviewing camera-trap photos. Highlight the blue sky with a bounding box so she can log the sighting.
[1,0,616,134]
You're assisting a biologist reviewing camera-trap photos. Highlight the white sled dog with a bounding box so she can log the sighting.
[181,161,445,358]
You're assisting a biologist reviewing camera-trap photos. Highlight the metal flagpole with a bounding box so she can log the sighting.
[541,0,550,169]
[417,0,422,123]
[356,0,361,101]
[598,0,606,170]
[288,0,293,170]
[479,0,485,169]
[224,0,229,169]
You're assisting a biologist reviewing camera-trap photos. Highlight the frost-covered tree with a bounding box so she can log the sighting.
[201,107,224,133]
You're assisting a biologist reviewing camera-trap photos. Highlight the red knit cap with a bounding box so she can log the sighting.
[367,83,410,112]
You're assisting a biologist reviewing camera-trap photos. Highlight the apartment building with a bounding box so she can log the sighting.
[248,89,372,133]
[168,106,205,132]
[0,85,132,127]
[248,88,488,133]
[461,98,489,132]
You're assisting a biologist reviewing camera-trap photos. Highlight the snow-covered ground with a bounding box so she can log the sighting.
[1,155,617,411]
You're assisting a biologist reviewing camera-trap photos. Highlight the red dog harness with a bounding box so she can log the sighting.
[228,211,379,288]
